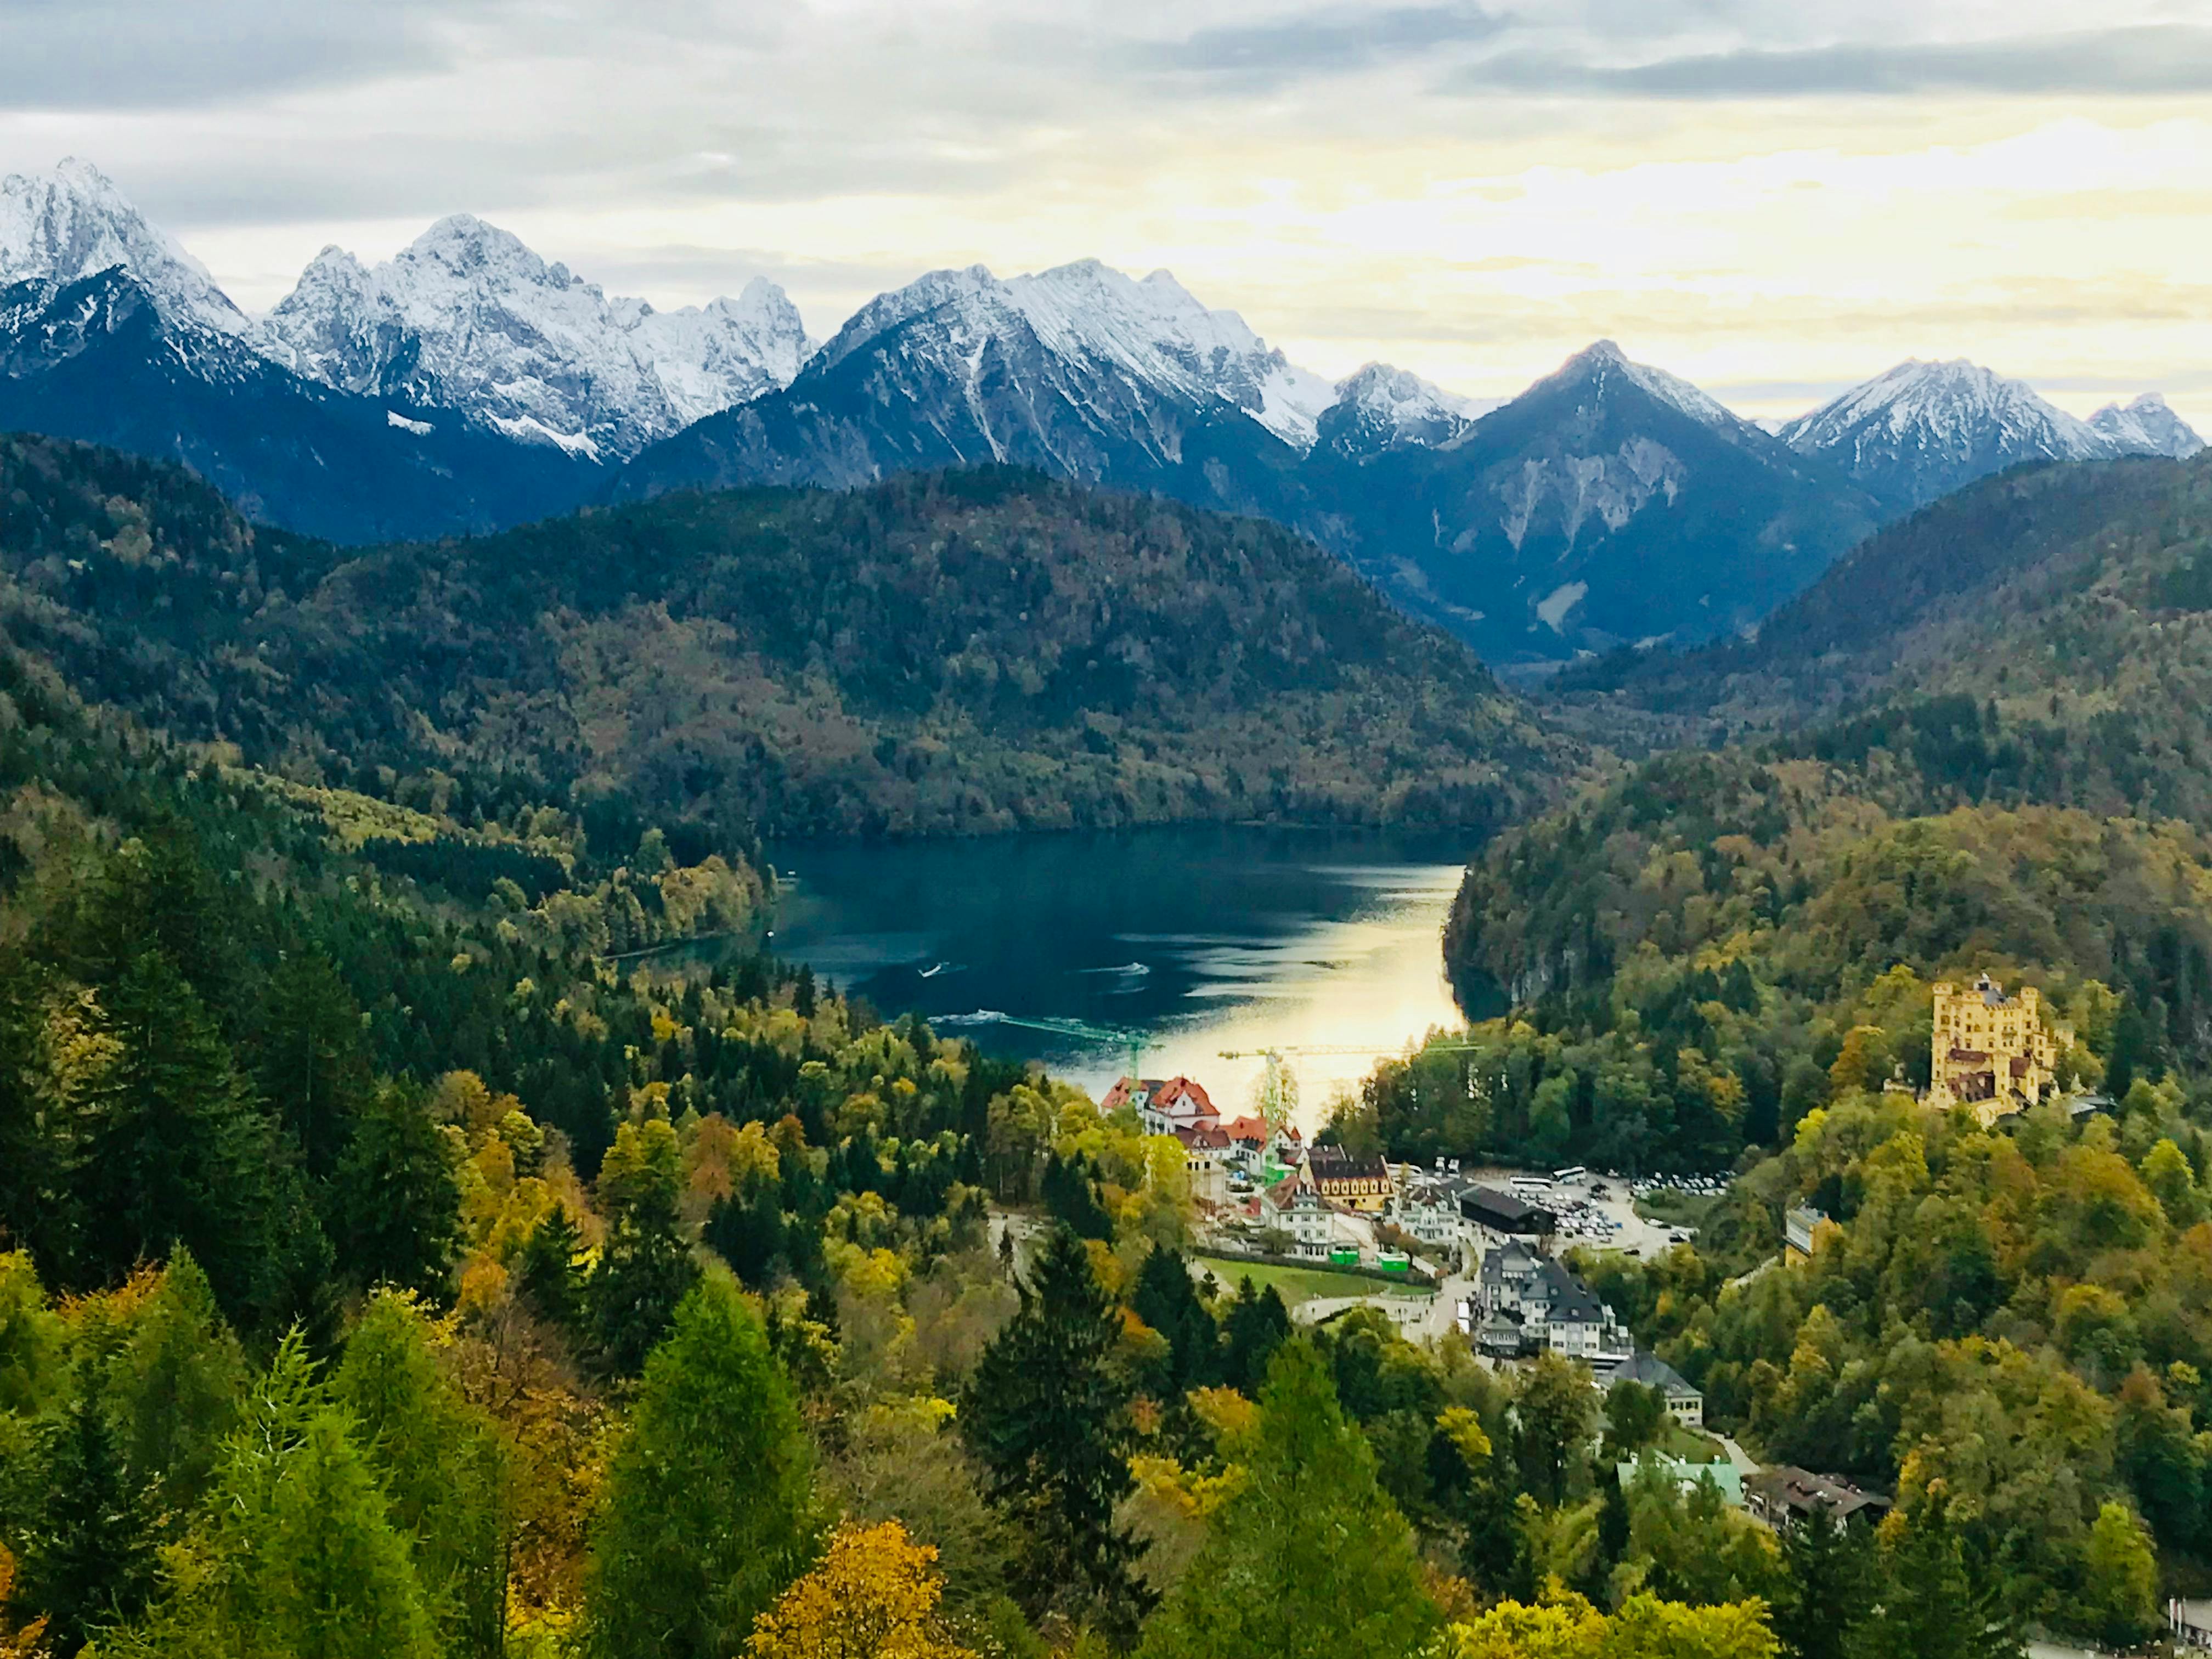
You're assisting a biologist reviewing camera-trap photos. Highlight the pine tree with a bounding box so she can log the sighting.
[1775,1503,1875,1659]
[12,1367,159,1655]
[514,1203,588,1333]
[75,952,325,1333]
[329,1084,461,1301]
[1853,1499,2021,1659]
[105,1250,249,1521]
[1221,1277,1290,1394]
[590,1119,701,1375]
[704,1180,789,1291]
[584,1278,820,1659]
[1040,1153,1114,1242]
[332,1292,510,1658]
[104,1331,441,1659]
[1135,1338,1440,1659]
[1129,1245,1216,1393]
[250,949,373,1182]
[961,1224,1150,1639]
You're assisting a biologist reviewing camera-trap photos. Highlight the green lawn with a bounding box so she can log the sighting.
[1657,1420,1730,1464]
[1192,1255,1430,1308]
[1633,1187,1721,1229]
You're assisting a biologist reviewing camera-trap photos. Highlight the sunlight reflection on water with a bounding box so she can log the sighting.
[759,827,1474,1132]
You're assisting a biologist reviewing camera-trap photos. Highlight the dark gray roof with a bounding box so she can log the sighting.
[1604,1348,1699,1398]
[1479,1240,1539,1285]
[1460,1184,1551,1227]
[1746,1466,1891,1522]
[1534,1260,1605,1324]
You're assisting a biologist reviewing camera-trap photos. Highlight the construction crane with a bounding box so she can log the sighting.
[938,1011,1149,1079]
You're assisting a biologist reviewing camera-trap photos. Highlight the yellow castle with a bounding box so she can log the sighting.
[1926,974,2073,1125]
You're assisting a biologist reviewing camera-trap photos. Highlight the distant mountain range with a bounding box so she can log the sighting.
[0,158,2201,664]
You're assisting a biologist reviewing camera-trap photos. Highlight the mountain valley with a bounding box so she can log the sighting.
[3,157,2200,670]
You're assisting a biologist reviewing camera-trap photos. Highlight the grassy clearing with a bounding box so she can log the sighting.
[1632,1188,1722,1229]
[1192,1256,1431,1308]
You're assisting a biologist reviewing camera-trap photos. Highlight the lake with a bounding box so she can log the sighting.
[756,823,1480,1131]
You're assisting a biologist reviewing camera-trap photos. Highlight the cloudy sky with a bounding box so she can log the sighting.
[5,0,2210,429]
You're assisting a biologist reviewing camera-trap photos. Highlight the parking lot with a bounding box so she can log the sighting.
[1463,1166,1726,1259]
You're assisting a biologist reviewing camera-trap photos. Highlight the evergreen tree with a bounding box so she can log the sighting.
[12,1367,159,1655]
[583,1278,819,1659]
[1853,1500,2021,1659]
[332,1293,509,1658]
[76,952,325,1333]
[1220,1277,1291,1394]
[1136,1338,1440,1659]
[0,967,62,1277]
[251,950,373,1181]
[329,1085,461,1302]
[104,1250,249,1522]
[961,1224,1150,1640]
[589,1119,701,1375]
[1129,1244,1216,1393]
[703,1178,789,1290]
[1040,1152,1114,1242]
[105,1332,441,1659]
[514,1204,588,1334]
[1775,1504,1876,1659]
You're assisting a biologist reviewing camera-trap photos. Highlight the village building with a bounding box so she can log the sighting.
[1257,1170,1336,1259]
[1474,1311,1526,1360]
[1479,1239,1545,1318]
[1175,1122,1230,1204]
[1220,1113,1302,1178]
[1304,1145,1395,1213]
[1925,974,2073,1125]
[1594,1348,1705,1428]
[1784,1204,1831,1265]
[1103,1075,1220,1137]
[1743,1467,1892,1532]
[1459,1184,1554,1237]
[1527,1259,1628,1359]
[1478,1240,1627,1360]
[1392,1172,1470,1249]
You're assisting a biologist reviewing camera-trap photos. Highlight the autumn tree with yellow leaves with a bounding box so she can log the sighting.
[747,1522,974,1659]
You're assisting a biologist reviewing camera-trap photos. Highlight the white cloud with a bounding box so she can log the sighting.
[0,0,2206,433]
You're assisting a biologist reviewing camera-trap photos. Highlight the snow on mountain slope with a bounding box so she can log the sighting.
[1002,259,1334,447]
[260,214,811,460]
[2089,393,2204,459]
[1316,362,1493,457]
[1778,358,2133,512]
[1573,340,1764,443]
[0,158,248,337]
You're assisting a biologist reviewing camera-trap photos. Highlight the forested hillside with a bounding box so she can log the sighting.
[0,538,1889,1659]
[1282,443,2212,1644]
[0,435,1573,844]
[1556,453,2212,819]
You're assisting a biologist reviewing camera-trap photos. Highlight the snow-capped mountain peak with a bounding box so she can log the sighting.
[2088,392,2204,460]
[1782,358,2107,461]
[259,214,812,459]
[0,157,247,336]
[1537,339,1754,442]
[1774,357,2166,514]
[1558,338,1746,433]
[1003,258,1336,447]
[1316,362,1493,457]
[803,257,1338,450]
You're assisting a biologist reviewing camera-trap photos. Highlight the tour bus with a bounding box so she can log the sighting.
[1551,1166,1589,1184]
[1508,1175,1550,1196]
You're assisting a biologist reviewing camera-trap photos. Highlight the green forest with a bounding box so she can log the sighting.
[1305,449,2212,1646]
[0,435,1570,844]
[9,431,2212,1658]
